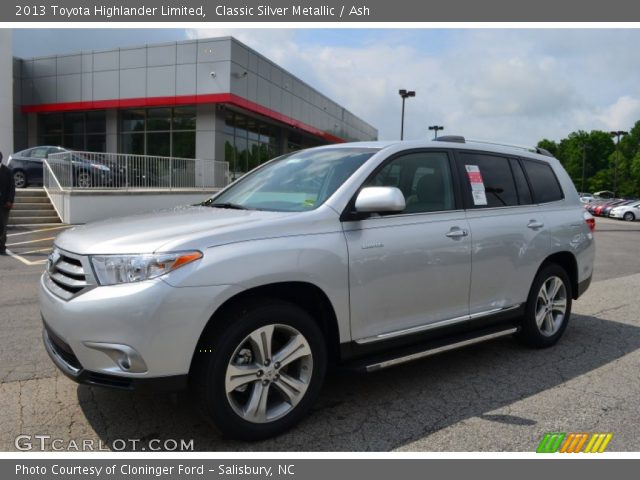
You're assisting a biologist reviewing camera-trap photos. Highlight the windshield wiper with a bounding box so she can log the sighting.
[205,202,249,210]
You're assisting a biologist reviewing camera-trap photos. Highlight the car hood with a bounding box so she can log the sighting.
[54,205,336,255]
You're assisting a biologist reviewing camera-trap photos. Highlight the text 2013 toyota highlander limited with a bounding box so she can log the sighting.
[40,138,595,440]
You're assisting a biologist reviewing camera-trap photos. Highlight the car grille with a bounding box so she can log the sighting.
[45,249,94,301]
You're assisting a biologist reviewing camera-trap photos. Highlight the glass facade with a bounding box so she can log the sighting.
[38,111,106,151]
[223,110,281,179]
[36,105,329,169]
[119,106,196,158]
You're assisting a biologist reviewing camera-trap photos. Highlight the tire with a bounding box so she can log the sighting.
[624,212,635,222]
[515,264,572,348]
[192,299,327,440]
[13,170,27,188]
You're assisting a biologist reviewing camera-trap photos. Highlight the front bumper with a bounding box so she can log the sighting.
[39,272,239,386]
[42,323,187,391]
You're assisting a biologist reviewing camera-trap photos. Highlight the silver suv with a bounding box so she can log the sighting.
[40,138,595,440]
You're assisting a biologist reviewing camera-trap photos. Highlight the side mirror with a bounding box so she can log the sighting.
[355,186,406,213]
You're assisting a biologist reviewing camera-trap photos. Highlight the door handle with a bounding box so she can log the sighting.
[527,220,544,229]
[446,228,468,238]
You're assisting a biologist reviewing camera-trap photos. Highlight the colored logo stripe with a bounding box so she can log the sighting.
[536,433,566,453]
[560,433,589,453]
[584,433,613,453]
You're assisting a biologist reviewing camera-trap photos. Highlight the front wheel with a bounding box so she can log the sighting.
[192,300,327,440]
[624,212,635,222]
[516,264,572,348]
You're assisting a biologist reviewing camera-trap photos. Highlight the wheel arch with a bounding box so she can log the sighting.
[190,281,342,375]
[538,251,579,299]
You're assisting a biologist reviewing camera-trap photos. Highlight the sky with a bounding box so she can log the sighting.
[11,28,640,146]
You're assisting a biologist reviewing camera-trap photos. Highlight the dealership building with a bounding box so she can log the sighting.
[8,34,377,177]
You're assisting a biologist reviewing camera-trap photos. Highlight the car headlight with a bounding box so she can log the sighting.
[90,251,202,285]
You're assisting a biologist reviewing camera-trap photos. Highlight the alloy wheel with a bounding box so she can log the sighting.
[14,171,26,188]
[225,324,313,423]
[535,276,567,336]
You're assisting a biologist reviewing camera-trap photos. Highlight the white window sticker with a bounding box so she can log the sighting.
[472,190,488,205]
[465,165,487,204]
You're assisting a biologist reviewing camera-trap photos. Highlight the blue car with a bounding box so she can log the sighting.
[6,146,67,188]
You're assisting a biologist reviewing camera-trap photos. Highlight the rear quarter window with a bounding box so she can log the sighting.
[521,159,564,203]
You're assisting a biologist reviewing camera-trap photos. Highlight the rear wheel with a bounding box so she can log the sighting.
[624,212,635,222]
[516,264,572,348]
[192,299,327,440]
[13,170,27,188]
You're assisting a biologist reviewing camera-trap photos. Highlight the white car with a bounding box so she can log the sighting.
[610,201,640,221]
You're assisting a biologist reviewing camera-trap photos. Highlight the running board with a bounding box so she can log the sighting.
[350,326,518,373]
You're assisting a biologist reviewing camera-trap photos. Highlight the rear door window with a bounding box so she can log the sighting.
[457,153,519,208]
[521,159,564,203]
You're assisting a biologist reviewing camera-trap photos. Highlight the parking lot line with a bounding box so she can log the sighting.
[6,236,56,247]
[7,225,72,237]
[18,247,53,255]
[5,249,48,266]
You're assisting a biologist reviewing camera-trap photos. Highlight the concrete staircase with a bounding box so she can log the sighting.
[9,189,61,225]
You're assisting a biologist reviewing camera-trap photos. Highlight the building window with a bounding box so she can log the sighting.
[119,106,196,158]
[223,110,281,179]
[38,111,106,152]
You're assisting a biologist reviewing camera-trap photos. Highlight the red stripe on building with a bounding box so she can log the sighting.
[21,93,346,144]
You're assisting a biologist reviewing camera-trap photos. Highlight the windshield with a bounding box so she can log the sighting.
[208,148,377,212]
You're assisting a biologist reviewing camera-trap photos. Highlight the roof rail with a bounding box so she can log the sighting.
[433,135,466,143]
[465,139,555,157]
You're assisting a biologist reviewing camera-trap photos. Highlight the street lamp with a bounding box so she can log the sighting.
[610,130,628,197]
[428,125,444,139]
[398,89,415,140]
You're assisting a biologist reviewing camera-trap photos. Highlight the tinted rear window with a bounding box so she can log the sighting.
[522,160,564,203]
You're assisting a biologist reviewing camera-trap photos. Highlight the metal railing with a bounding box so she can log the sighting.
[43,159,66,222]
[46,151,229,191]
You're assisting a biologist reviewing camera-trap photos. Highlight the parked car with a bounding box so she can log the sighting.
[40,138,595,440]
[7,146,114,188]
[610,201,640,221]
[601,199,634,217]
[7,146,66,188]
[594,190,615,199]
[579,193,594,204]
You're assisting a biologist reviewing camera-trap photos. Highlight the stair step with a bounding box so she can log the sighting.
[9,209,57,218]
[15,189,47,197]
[9,216,62,225]
[14,196,50,203]
[12,202,55,211]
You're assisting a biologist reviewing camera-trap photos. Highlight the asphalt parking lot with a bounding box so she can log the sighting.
[1,217,640,451]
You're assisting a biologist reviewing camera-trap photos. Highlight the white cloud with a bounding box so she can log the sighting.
[186,28,640,145]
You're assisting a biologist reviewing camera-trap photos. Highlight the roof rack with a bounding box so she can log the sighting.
[433,136,554,157]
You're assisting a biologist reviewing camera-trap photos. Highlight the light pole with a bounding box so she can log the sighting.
[428,125,444,139]
[398,89,415,140]
[610,130,628,197]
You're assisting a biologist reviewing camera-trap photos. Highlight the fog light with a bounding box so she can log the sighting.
[83,342,148,373]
